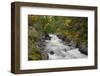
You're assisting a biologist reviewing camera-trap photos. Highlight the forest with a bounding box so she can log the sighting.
[28,15,88,60]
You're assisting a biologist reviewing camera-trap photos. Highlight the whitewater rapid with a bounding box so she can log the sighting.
[44,34,87,60]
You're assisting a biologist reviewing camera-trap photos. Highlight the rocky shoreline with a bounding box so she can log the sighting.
[57,35,88,55]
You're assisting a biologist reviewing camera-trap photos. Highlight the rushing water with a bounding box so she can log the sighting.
[44,34,87,60]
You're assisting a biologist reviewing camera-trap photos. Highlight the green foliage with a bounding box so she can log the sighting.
[28,15,88,60]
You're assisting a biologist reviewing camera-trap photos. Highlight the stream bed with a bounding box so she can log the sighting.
[39,34,87,60]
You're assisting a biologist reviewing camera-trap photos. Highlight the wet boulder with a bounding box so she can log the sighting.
[77,43,88,55]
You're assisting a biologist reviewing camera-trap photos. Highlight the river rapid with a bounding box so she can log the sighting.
[43,34,87,60]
